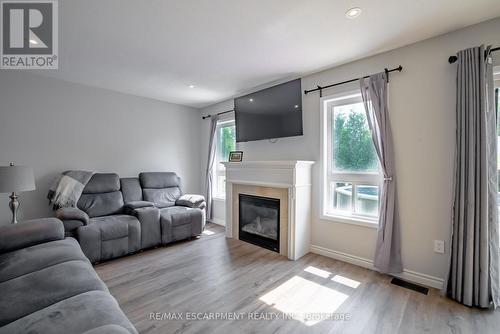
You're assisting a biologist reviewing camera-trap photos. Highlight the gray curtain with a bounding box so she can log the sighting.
[205,115,219,220]
[360,72,402,274]
[445,45,499,308]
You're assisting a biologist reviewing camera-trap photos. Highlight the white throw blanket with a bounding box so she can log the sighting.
[47,170,95,209]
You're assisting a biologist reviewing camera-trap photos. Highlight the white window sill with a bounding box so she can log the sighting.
[320,213,378,229]
[213,196,226,201]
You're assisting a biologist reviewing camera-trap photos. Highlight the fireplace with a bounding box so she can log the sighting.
[239,194,280,252]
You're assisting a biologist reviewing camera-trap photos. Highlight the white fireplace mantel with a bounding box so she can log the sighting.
[222,160,314,260]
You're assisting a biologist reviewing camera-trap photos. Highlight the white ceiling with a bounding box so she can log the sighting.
[36,0,500,108]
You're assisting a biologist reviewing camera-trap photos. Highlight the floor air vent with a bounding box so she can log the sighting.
[390,277,429,295]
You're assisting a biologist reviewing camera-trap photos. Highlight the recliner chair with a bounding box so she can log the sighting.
[57,173,141,263]
[138,172,206,244]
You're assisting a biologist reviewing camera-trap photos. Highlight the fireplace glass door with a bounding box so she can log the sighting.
[239,194,280,252]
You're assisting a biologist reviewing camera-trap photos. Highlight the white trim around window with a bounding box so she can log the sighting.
[320,90,381,229]
[213,117,235,200]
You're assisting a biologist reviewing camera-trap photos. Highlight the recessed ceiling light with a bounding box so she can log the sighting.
[345,7,362,19]
[188,84,195,88]
[249,98,254,102]
[29,39,38,45]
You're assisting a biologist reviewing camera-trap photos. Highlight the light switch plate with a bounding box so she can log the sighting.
[434,240,445,254]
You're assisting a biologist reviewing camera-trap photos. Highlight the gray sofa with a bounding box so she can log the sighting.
[56,172,206,263]
[0,218,137,334]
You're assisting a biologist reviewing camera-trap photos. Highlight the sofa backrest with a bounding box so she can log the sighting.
[120,177,143,203]
[139,172,182,208]
[78,173,124,217]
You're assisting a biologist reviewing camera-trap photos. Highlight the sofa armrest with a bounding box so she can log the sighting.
[176,194,206,209]
[124,201,155,210]
[134,206,161,248]
[56,207,89,225]
[0,218,64,254]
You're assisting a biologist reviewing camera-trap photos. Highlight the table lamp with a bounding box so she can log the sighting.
[0,163,36,224]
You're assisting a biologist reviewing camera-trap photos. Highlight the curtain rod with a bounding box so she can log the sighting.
[201,109,234,120]
[202,65,404,118]
[448,46,499,64]
[303,65,403,96]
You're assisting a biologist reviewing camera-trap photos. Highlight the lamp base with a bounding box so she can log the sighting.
[9,192,19,224]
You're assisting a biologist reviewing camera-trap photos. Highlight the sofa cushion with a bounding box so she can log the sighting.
[160,206,202,227]
[90,216,131,241]
[0,260,107,326]
[83,173,121,194]
[120,177,142,203]
[0,218,64,254]
[159,206,204,243]
[143,188,181,208]
[139,172,180,189]
[0,238,88,283]
[78,191,124,218]
[0,290,137,334]
[78,215,141,263]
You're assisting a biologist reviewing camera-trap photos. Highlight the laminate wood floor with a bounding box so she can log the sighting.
[95,223,500,334]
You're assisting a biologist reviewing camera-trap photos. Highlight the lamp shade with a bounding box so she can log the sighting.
[0,165,36,193]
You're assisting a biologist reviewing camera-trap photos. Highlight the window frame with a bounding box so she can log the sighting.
[320,90,382,228]
[213,117,235,200]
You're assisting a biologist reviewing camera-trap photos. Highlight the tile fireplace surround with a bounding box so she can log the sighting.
[222,160,314,260]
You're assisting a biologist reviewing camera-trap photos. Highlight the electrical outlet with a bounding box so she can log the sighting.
[434,240,445,254]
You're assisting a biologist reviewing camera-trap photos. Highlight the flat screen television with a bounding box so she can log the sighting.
[234,79,303,142]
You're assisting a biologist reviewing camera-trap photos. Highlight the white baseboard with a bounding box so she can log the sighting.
[310,244,444,290]
[209,218,225,227]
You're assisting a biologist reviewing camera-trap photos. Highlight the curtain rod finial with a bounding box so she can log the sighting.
[448,56,458,64]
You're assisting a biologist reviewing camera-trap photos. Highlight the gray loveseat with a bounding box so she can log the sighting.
[0,218,137,334]
[55,172,206,263]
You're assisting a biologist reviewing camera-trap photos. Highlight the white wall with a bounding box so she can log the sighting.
[0,72,202,225]
[199,18,500,282]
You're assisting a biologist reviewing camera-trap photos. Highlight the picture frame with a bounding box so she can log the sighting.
[228,151,243,162]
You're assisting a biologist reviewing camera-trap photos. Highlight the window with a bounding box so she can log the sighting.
[213,119,236,198]
[321,91,382,225]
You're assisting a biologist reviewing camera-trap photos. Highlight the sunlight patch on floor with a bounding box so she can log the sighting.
[331,275,360,289]
[202,230,215,235]
[304,266,331,278]
[259,276,349,326]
